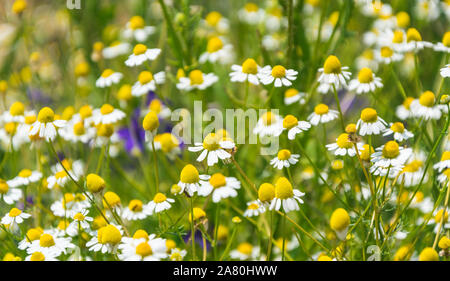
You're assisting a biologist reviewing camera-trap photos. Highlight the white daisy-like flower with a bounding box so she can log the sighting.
[433,32,450,53]
[146,193,174,214]
[143,98,172,119]
[86,224,123,254]
[199,36,234,64]
[50,193,91,218]
[348,67,383,94]
[229,58,261,85]
[66,210,94,237]
[440,64,450,78]
[152,133,181,160]
[188,133,234,166]
[58,118,96,144]
[95,69,123,88]
[203,11,230,34]
[370,141,413,177]
[269,177,305,213]
[398,152,428,187]
[357,108,387,136]
[318,55,351,88]
[29,107,67,141]
[92,104,126,125]
[125,44,161,67]
[121,199,151,221]
[258,65,298,87]
[176,70,218,91]
[262,33,281,51]
[118,235,167,261]
[284,88,306,105]
[437,167,450,185]
[383,122,414,142]
[253,112,283,137]
[122,16,156,42]
[169,248,187,261]
[1,207,31,226]
[396,97,415,120]
[238,2,265,25]
[102,41,131,59]
[264,6,287,32]
[25,251,59,261]
[433,151,450,172]
[375,46,403,64]
[198,173,240,203]
[402,28,433,52]
[326,133,362,157]
[7,169,42,188]
[2,102,26,123]
[356,49,379,72]
[426,209,450,234]
[46,159,84,189]
[132,71,165,97]
[270,149,300,170]
[0,179,22,205]
[177,164,210,197]
[230,242,260,260]
[281,115,311,140]
[27,232,75,257]
[415,0,440,22]
[307,104,339,126]
[243,200,266,217]
[410,91,442,121]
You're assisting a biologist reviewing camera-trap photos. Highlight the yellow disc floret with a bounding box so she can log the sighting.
[180,164,200,184]
[37,107,55,123]
[258,183,275,203]
[209,173,227,188]
[419,91,435,107]
[357,68,374,83]
[86,173,106,193]
[271,65,286,78]
[323,55,342,74]
[418,247,439,261]
[274,177,293,199]
[143,111,159,132]
[153,193,167,204]
[189,70,204,85]
[277,149,291,160]
[360,108,378,123]
[330,208,350,232]
[242,58,258,74]
[382,141,400,159]
[133,44,147,55]
[336,133,353,149]
[283,115,298,130]
[314,104,329,115]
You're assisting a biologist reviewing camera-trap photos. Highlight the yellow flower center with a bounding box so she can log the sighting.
[345,123,357,134]
[435,209,448,224]
[129,16,145,30]
[205,11,222,27]
[97,123,114,138]
[0,180,9,194]
[5,122,17,135]
[323,55,342,74]
[419,247,439,261]
[443,32,450,48]
[244,3,258,12]
[209,173,227,188]
[242,58,258,74]
[138,71,153,84]
[158,133,179,153]
[73,213,85,221]
[12,0,27,14]
[362,49,374,60]
[274,177,294,199]
[403,160,423,173]
[55,170,67,180]
[277,149,292,160]
[149,99,162,113]
[419,91,435,107]
[258,183,275,203]
[18,169,32,178]
[100,104,114,115]
[396,12,410,29]
[101,69,114,78]
[441,151,450,161]
[180,164,200,184]
[142,111,159,132]
[237,242,253,255]
[283,115,298,130]
[100,225,122,245]
[382,141,400,159]
[360,144,374,161]
[128,199,143,212]
[271,65,286,78]
[73,122,85,136]
[9,207,22,217]
[136,242,153,257]
[189,70,204,85]
[103,192,121,208]
[9,102,24,116]
[25,115,36,125]
[403,97,414,109]
[30,252,45,261]
[133,229,149,240]
[118,84,132,101]
[133,44,148,56]
[39,234,55,248]
[406,28,422,42]
[284,88,299,98]
[189,207,206,222]
[86,173,106,193]
[314,104,329,115]
[203,133,220,151]
[37,107,54,123]
[262,112,276,126]
[415,191,424,203]
[358,67,374,83]
[79,105,93,119]
[330,208,350,231]
[153,193,167,203]
[336,133,353,149]
[207,36,223,53]
[391,122,405,133]
[392,30,404,44]
[380,46,394,58]
[360,108,378,123]
[248,203,259,210]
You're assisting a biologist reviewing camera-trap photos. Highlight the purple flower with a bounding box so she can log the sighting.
[118,108,145,155]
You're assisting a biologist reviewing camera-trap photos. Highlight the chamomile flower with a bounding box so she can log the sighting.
[0,179,21,205]
[434,32,450,53]
[308,104,339,126]
[188,133,234,166]
[243,200,266,217]
[122,16,156,42]
[147,193,174,214]
[383,122,414,142]
[177,164,210,197]
[46,159,84,189]
[253,112,283,137]
[95,69,123,88]
[198,173,240,202]
[375,46,403,64]
[230,242,260,260]
[86,224,123,254]
[440,64,450,78]
[410,91,442,120]
[122,199,151,221]
[3,102,25,123]
[7,169,42,188]
[153,133,181,160]
[403,28,433,52]
[25,251,59,261]
[433,151,450,172]
[50,193,91,218]
[176,70,218,91]
[229,58,261,85]
[18,227,44,250]
[203,11,230,34]
[258,65,298,87]
[357,107,387,136]
[199,36,234,64]
[370,141,412,177]
[169,248,187,261]
[102,41,131,59]
[348,68,383,94]
[330,208,350,241]
[284,88,306,105]
[282,115,311,140]
[270,149,300,170]
[93,104,126,125]
[29,107,67,141]
[238,2,265,25]
[398,153,428,187]
[415,0,440,22]
[143,98,172,119]
[326,133,362,157]
[318,55,351,88]
[125,44,161,67]
[356,49,379,72]
[269,177,305,212]
[132,71,165,96]
[66,210,94,236]
[396,97,415,120]
[1,207,31,226]
[118,236,167,261]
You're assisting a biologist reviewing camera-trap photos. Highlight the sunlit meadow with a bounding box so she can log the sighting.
[0,0,449,262]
